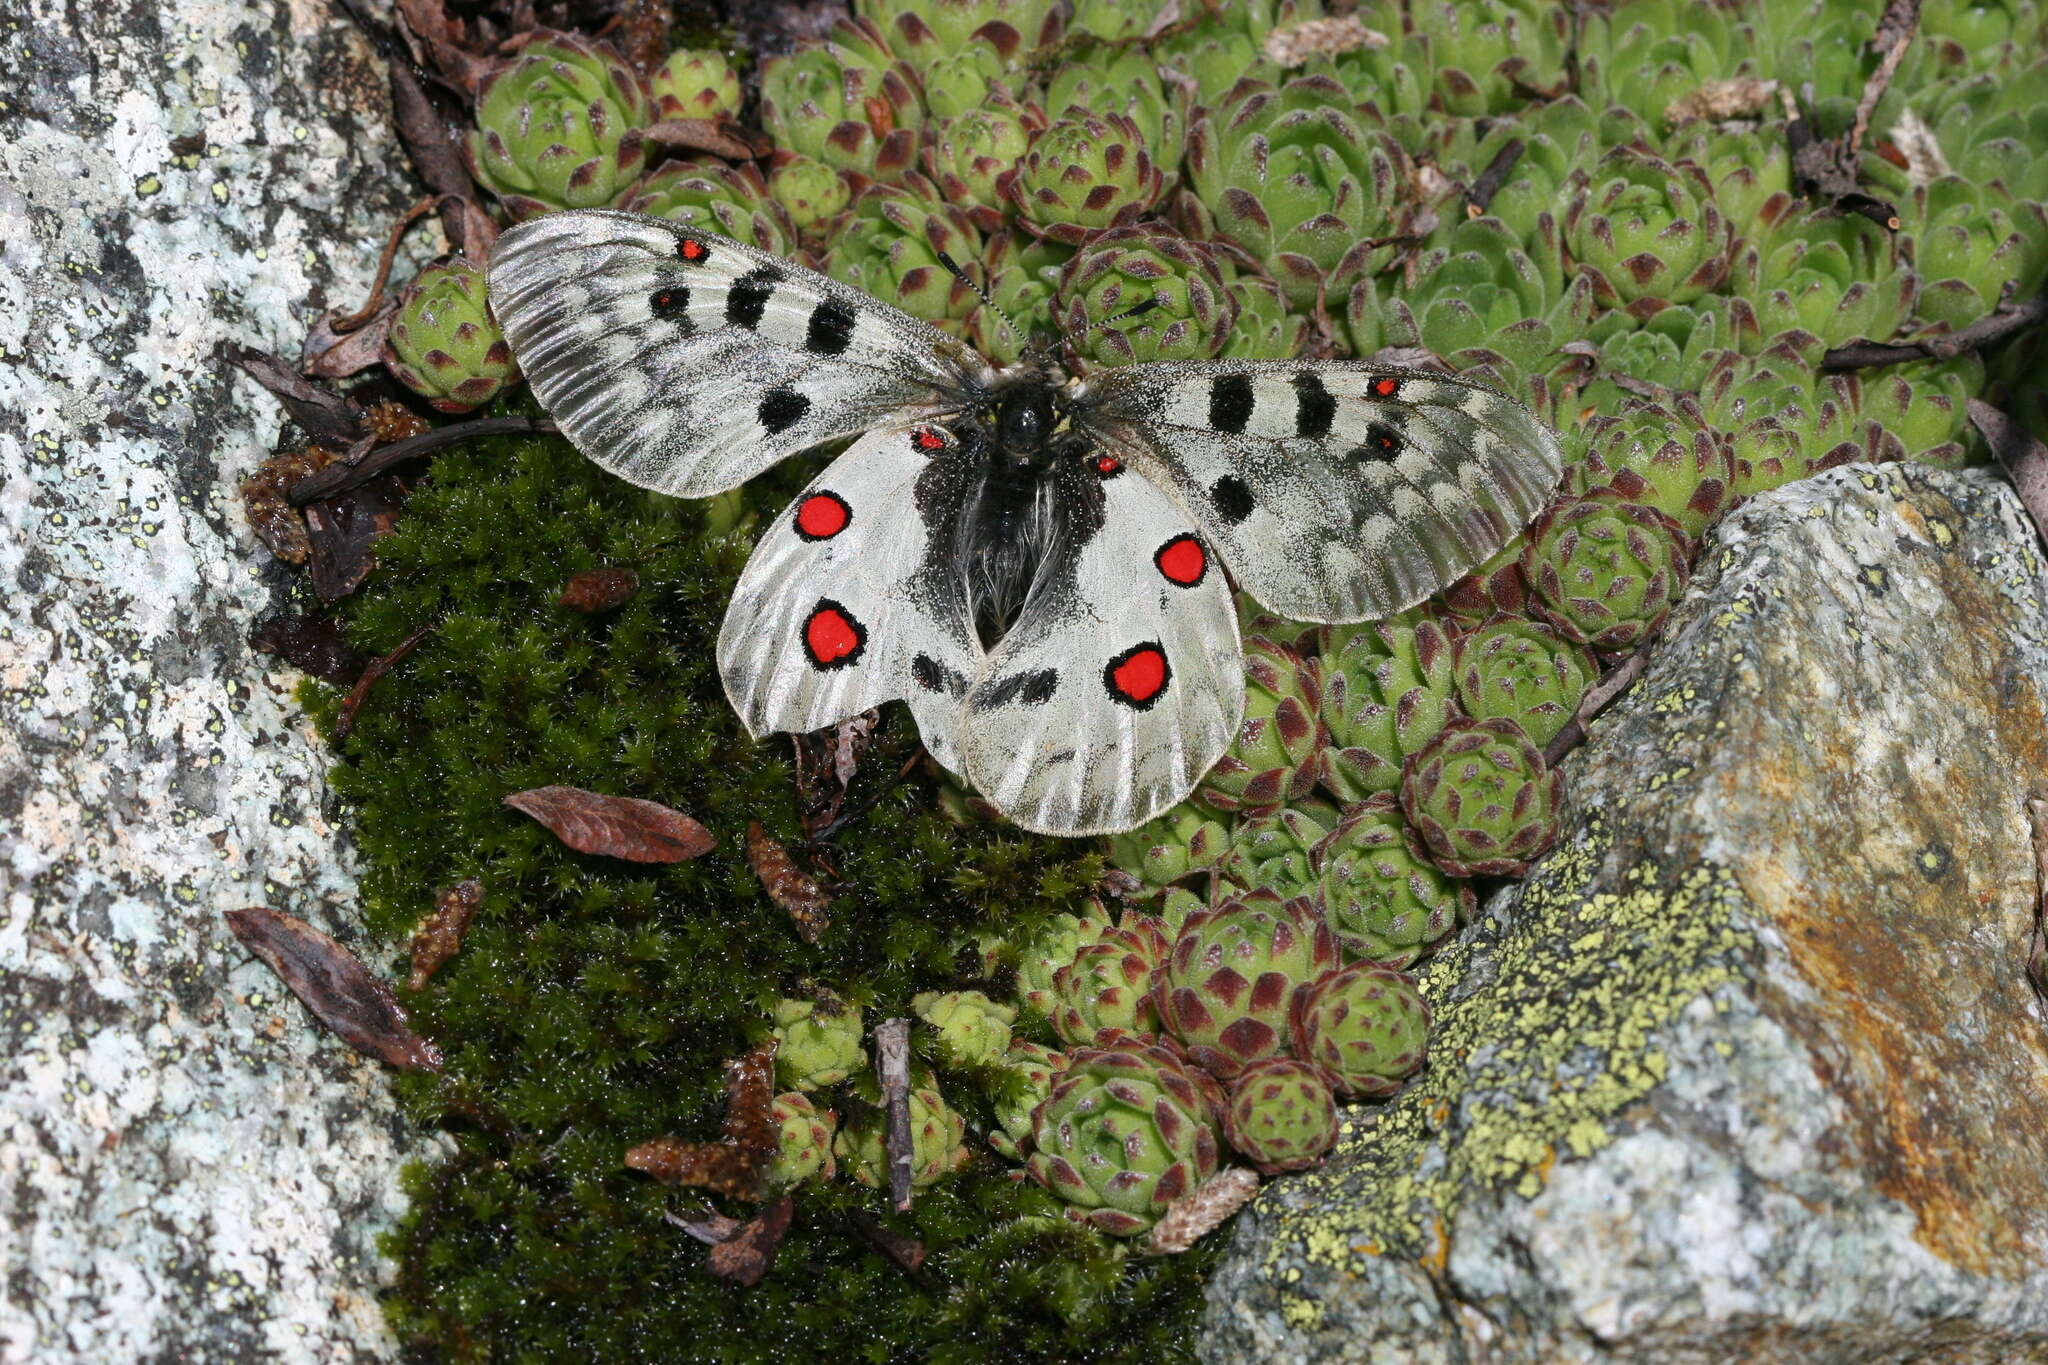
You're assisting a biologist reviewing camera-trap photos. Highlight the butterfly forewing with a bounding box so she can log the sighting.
[489,210,984,498]
[959,461,1243,836]
[1073,362,1564,624]
[716,424,985,773]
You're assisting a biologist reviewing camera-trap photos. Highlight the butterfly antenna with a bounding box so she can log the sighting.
[935,250,1026,351]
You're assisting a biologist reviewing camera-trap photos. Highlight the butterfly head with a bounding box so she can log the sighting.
[992,377,1059,459]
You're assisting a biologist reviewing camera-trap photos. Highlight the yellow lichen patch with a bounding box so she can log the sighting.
[1258,818,1753,1286]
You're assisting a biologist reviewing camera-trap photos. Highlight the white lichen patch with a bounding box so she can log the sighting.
[0,1,439,1359]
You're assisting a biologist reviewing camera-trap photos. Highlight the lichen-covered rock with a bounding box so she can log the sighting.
[0,1,426,1356]
[1199,465,2048,1364]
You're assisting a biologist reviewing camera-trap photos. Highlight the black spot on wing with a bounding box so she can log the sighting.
[1353,421,1403,461]
[650,285,690,321]
[976,668,1061,709]
[758,386,810,435]
[1208,373,1255,435]
[911,652,966,696]
[1293,371,1336,438]
[727,266,784,330]
[1211,474,1255,526]
[805,297,858,355]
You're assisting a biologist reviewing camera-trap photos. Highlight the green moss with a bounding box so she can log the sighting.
[309,421,1214,1361]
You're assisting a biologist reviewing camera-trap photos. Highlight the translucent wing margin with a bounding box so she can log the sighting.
[489,210,987,498]
[959,463,1243,836]
[1072,362,1564,624]
[717,425,984,775]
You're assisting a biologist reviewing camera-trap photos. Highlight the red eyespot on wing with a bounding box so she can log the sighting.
[1104,643,1169,708]
[1094,454,1123,478]
[1372,376,1400,398]
[677,237,708,263]
[803,600,866,670]
[1154,534,1207,587]
[912,427,948,451]
[794,491,851,541]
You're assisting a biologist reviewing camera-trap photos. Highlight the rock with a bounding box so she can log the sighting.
[1201,464,2048,1365]
[0,2,427,1359]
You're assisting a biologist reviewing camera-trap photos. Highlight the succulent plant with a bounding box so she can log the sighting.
[856,0,1061,61]
[987,1038,1068,1161]
[1432,97,1603,249]
[1183,73,1406,306]
[1222,266,1311,360]
[1012,901,1115,1023]
[1577,0,1764,128]
[1105,802,1231,890]
[1563,145,1732,313]
[1154,888,1338,1079]
[382,258,518,414]
[1563,398,1735,541]
[1314,795,1470,967]
[923,95,1041,230]
[837,1082,972,1189]
[1044,48,1187,169]
[1908,177,2048,331]
[915,988,1018,1067]
[1289,962,1430,1097]
[772,992,866,1091]
[1051,227,1236,369]
[1451,615,1595,749]
[1400,715,1563,877]
[1668,121,1795,244]
[468,29,654,220]
[1522,493,1693,655]
[972,231,1071,364]
[1414,0,1570,117]
[1846,357,1980,468]
[1048,913,1171,1048]
[825,173,982,325]
[1317,612,1459,801]
[1727,209,1918,354]
[651,48,742,120]
[1439,535,1533,622]
[1222,1057,1340,1173]
[767,1091,838,1187]
[618,160,794,257]
[758,23,920,179]
[1001,108,1167,245]
[768,155,853,231]
[1199,634,1324,813]
[1025,1034,1224,1235]
[1220,807,1330,899]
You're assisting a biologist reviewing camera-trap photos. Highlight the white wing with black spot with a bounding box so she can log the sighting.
[958,462,1243,836]
[490,210,988,498]
[1072,362,1563,623]
[716,424,984,775]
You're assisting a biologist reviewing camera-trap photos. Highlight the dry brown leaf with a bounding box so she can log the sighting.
[301,304,398,379]
[705,1195,793,1287]
[408,878,482,989]
[224,907,443,1071]
[505,785,716,863]
[558,567,641,613]
[623,1043,779,1202]
[1663,76,1780,128]
[240,448,335,564]
[306,474,403,601]
[1141,1167,1260,1255]
[746,821,831,943]
[249,613,364,684]
[1263,16,1386,66]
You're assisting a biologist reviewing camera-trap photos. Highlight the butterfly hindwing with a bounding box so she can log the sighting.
[1073,362,1564,623]
[959,460,1243,836]
[716,424,984,775]
[490,211,985,498]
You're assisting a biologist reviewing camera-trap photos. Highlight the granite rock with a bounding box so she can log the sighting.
[1201,464,2048,1365]
[0,1,426,1359]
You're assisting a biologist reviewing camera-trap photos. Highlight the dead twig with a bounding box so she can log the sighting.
[331,197,441,332]
[2027,799,2048,1003]
[334,620,436,742]
[843,1210,936,1289]
[287,415,557,505]
[874,1018,915,1212]
[1462,139,1524,218]
[1542,639,1660,768]
[1824,293,2048,371]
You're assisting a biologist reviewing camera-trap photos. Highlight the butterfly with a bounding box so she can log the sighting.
[487,210,1563,836]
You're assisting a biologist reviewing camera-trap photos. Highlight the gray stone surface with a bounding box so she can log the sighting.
[0,1,423,1359]
[1200,463,2048,1365]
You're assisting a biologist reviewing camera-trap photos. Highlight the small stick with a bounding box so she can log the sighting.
[1542,640,1658,768]
[1968,398,2048,552]
[331,197,441,332]
[1462,138,1524,218]
[333,620,435,742]
[1823,293,2048,372]
[288,415,557,504]
[844,1210,934,1287]
[2026,799,2048,1002]
[874,1018,914,1212]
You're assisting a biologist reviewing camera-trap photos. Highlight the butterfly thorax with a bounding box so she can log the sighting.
[958,368,1096,648]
